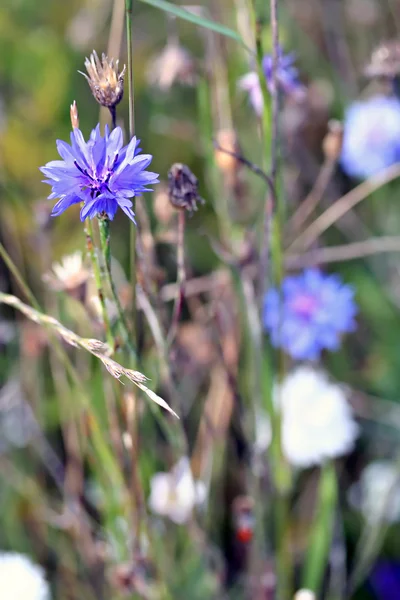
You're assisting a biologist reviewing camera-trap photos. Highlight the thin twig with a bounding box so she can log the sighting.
[285,159,336,239]
[212,140,275,193]
[287,163,400,252]
[167,211,186,346]
[286,236,400,268]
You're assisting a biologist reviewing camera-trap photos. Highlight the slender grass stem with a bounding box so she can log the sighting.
[167,211,186,347]
[84,218,114,350]
[125,0,137,351]
[98,217,137,359]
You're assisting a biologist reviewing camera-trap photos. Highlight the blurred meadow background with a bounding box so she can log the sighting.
[3,0,400,598]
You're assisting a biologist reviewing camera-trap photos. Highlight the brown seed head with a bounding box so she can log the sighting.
[80,50,126,108]
[322,119,344,162]
[168,163,204,214]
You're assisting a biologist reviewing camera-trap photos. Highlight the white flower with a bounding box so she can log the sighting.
[238,72,263,116]
[276,367,358,468]
[294,590,316,600]
[0,552,50,600]
[43,251,90,292]
[348,460,400,523]
[149,457,206,524]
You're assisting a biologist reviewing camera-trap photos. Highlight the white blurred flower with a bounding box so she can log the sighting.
[294,590,316,600]
[238,72,263,116]
[43,251,90,292]
[147,42,196,91]
[348,460,400,523]
[149,457,206,524]
[276,367,358,468]
[0,552,50,600]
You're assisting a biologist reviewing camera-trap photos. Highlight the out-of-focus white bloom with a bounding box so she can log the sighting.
[276,367,358,468]
[238,72,263,116]
[0,552,50,600]
[293,590,316,600]
[147,42,196,91]
[348,460,400,523]
[43,251,90,292]
[149,457,206,524]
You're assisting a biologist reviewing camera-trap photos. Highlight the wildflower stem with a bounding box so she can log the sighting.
[167,211,186,346]
[302,461,338,595]
[98,216,137,359]
[125,0,138,356]
[84,217,114,350]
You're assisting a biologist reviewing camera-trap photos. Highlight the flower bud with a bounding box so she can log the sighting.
[80,50,125,109]
[168,163,204,214]
[70,100,79,129]
[214,129,241,178]
[322,119,343,161]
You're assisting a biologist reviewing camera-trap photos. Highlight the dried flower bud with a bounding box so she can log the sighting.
[322,119,344,161]
[80,50,125,108]
[70,100,79,129]
[168,163,204,214]
[365,40,400,78]
[214,129,241,177]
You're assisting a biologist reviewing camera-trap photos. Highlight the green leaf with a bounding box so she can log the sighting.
[138,0,247,48]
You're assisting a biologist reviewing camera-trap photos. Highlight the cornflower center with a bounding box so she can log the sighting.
[291,293,319,319]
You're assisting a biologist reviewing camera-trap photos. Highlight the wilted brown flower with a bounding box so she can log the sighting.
[365,40,400,78]
[80,50,125,109]
[147,42,196,91]
[322,119,344,161]
[168,163,204,214]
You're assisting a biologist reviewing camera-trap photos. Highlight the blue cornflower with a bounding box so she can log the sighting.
[341,95,400,179]
[262,49,303,96]
[263,269,357,360]
[40,124,159,222]
[239,47,304,116]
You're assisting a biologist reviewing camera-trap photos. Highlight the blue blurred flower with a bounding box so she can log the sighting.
[262,49,303,96]
[238,47,304,116]
[40,125,159,222]
[263,269,357,360]
[341,95,400,179]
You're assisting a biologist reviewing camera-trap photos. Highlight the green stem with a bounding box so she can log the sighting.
[302,461,338,594]
[98,216,137,360]
[0,241,38,309]
[84,218,114,350]
[125,0,137,355]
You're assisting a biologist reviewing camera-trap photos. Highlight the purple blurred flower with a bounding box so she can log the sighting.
[263,269,357,360]
[369,561,400,600]
[238,48,304,115]
[40,125,159,222]
[341,95,400,179]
